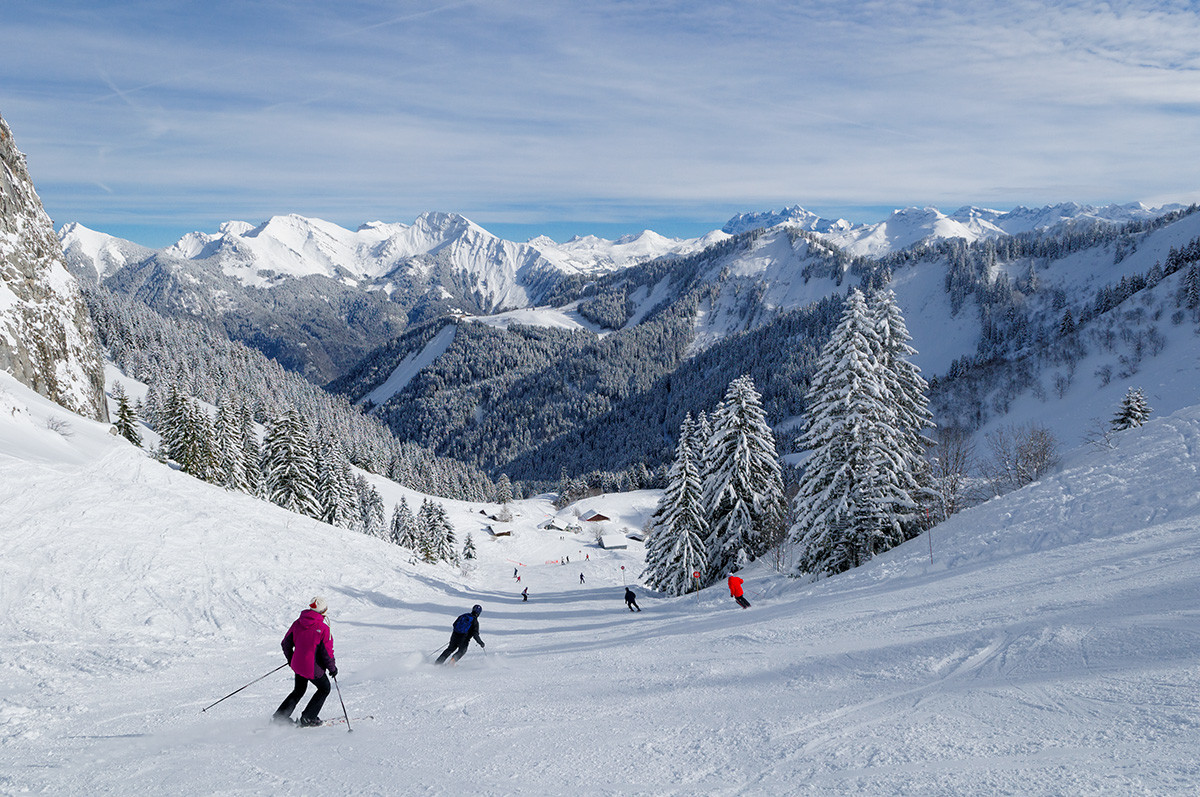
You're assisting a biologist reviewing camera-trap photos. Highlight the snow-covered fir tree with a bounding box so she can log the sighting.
[1112,387,1152,431]
[238,403,262,497]
[462,531,477,560]
[700,376,785,584]
[111,383,142,447]
[355,474,386,538]
[416,499,439,563]
[212,396,248,492]
[262,411,321,519]
[495,473,513,505]
[432,501,458,564]
[390,497,418,549]
[643,413,709,595]
[872,289,935,534]
[316,442,359,529]
[176,398,214,481]
[790,289,931,576]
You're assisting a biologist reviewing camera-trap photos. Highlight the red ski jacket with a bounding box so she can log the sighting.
[728,576,744,597]
[282,609,336,680]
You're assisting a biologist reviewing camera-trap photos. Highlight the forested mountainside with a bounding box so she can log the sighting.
[331,205,1200,486]
[84,286,495,501]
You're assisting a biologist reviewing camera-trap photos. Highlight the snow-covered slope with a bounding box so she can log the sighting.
[4,358,1200,793]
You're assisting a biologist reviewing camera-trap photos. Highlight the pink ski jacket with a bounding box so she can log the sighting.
[281,609,336,680]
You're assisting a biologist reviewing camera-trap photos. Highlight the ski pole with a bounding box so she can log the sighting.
[333,675,351,732]
[201,663,289,713]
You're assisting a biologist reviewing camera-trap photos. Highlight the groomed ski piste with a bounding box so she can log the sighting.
[2,369,1199,796]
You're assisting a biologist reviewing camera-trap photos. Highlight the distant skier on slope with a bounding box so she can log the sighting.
[273,596,338,727]
[728,575,750,609]
[580,572,585,584]
[624,588,641,612]
[435,604,485,664]
[522,587,529,602]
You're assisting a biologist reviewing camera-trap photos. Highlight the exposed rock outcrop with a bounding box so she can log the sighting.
[0,111,107,421]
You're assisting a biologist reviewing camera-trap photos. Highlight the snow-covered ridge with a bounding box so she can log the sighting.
[725,201,1186,257]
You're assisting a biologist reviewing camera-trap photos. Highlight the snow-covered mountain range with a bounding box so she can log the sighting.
[59,200,1182,385]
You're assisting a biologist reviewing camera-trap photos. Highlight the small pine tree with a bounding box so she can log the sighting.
[112,383,142,447]
[462,531,477,560]
[1112,387,1152,431]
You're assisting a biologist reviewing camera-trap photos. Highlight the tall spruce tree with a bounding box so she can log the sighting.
[643,413,709,595]
[872,289,935,534]
[791,288,930,576]
[700,375,785,584]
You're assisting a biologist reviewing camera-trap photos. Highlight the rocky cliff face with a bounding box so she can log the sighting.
[0,112,107,421]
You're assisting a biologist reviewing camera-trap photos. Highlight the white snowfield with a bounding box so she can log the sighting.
[2,370,1199,795]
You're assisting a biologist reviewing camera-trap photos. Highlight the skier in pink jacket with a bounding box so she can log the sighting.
[273,596,338,727]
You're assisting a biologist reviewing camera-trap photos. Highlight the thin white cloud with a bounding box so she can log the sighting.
[2,0,1199,239]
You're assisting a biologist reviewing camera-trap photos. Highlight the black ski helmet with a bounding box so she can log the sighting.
[472,604,482,615]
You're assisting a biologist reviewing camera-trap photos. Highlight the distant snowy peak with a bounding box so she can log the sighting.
[536,228,731,270]
[59,222,151,281]
[722,205,852,236]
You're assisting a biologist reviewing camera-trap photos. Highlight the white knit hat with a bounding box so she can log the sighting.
[309,596,328,614]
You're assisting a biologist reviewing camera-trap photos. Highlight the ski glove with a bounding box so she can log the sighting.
[329,667,338,678]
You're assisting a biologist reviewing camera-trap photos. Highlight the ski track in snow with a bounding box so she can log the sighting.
[2,372,1200,795]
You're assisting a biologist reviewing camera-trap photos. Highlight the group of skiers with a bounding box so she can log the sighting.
[270,574,751,726]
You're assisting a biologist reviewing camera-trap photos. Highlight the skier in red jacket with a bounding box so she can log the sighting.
[728,576,751,609]
[273,596,337,727]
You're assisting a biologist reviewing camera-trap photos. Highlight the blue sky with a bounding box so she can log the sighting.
[3,0,1200,247]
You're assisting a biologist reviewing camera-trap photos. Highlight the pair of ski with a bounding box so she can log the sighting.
[285,715,374,729]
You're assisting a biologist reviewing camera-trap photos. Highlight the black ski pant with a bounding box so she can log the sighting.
[733,595,751,609]
[436,632,470,664]
[274,673,330,721]
[626,599,640,612]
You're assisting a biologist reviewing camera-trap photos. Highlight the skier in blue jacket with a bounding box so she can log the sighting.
[436,605,484,664]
